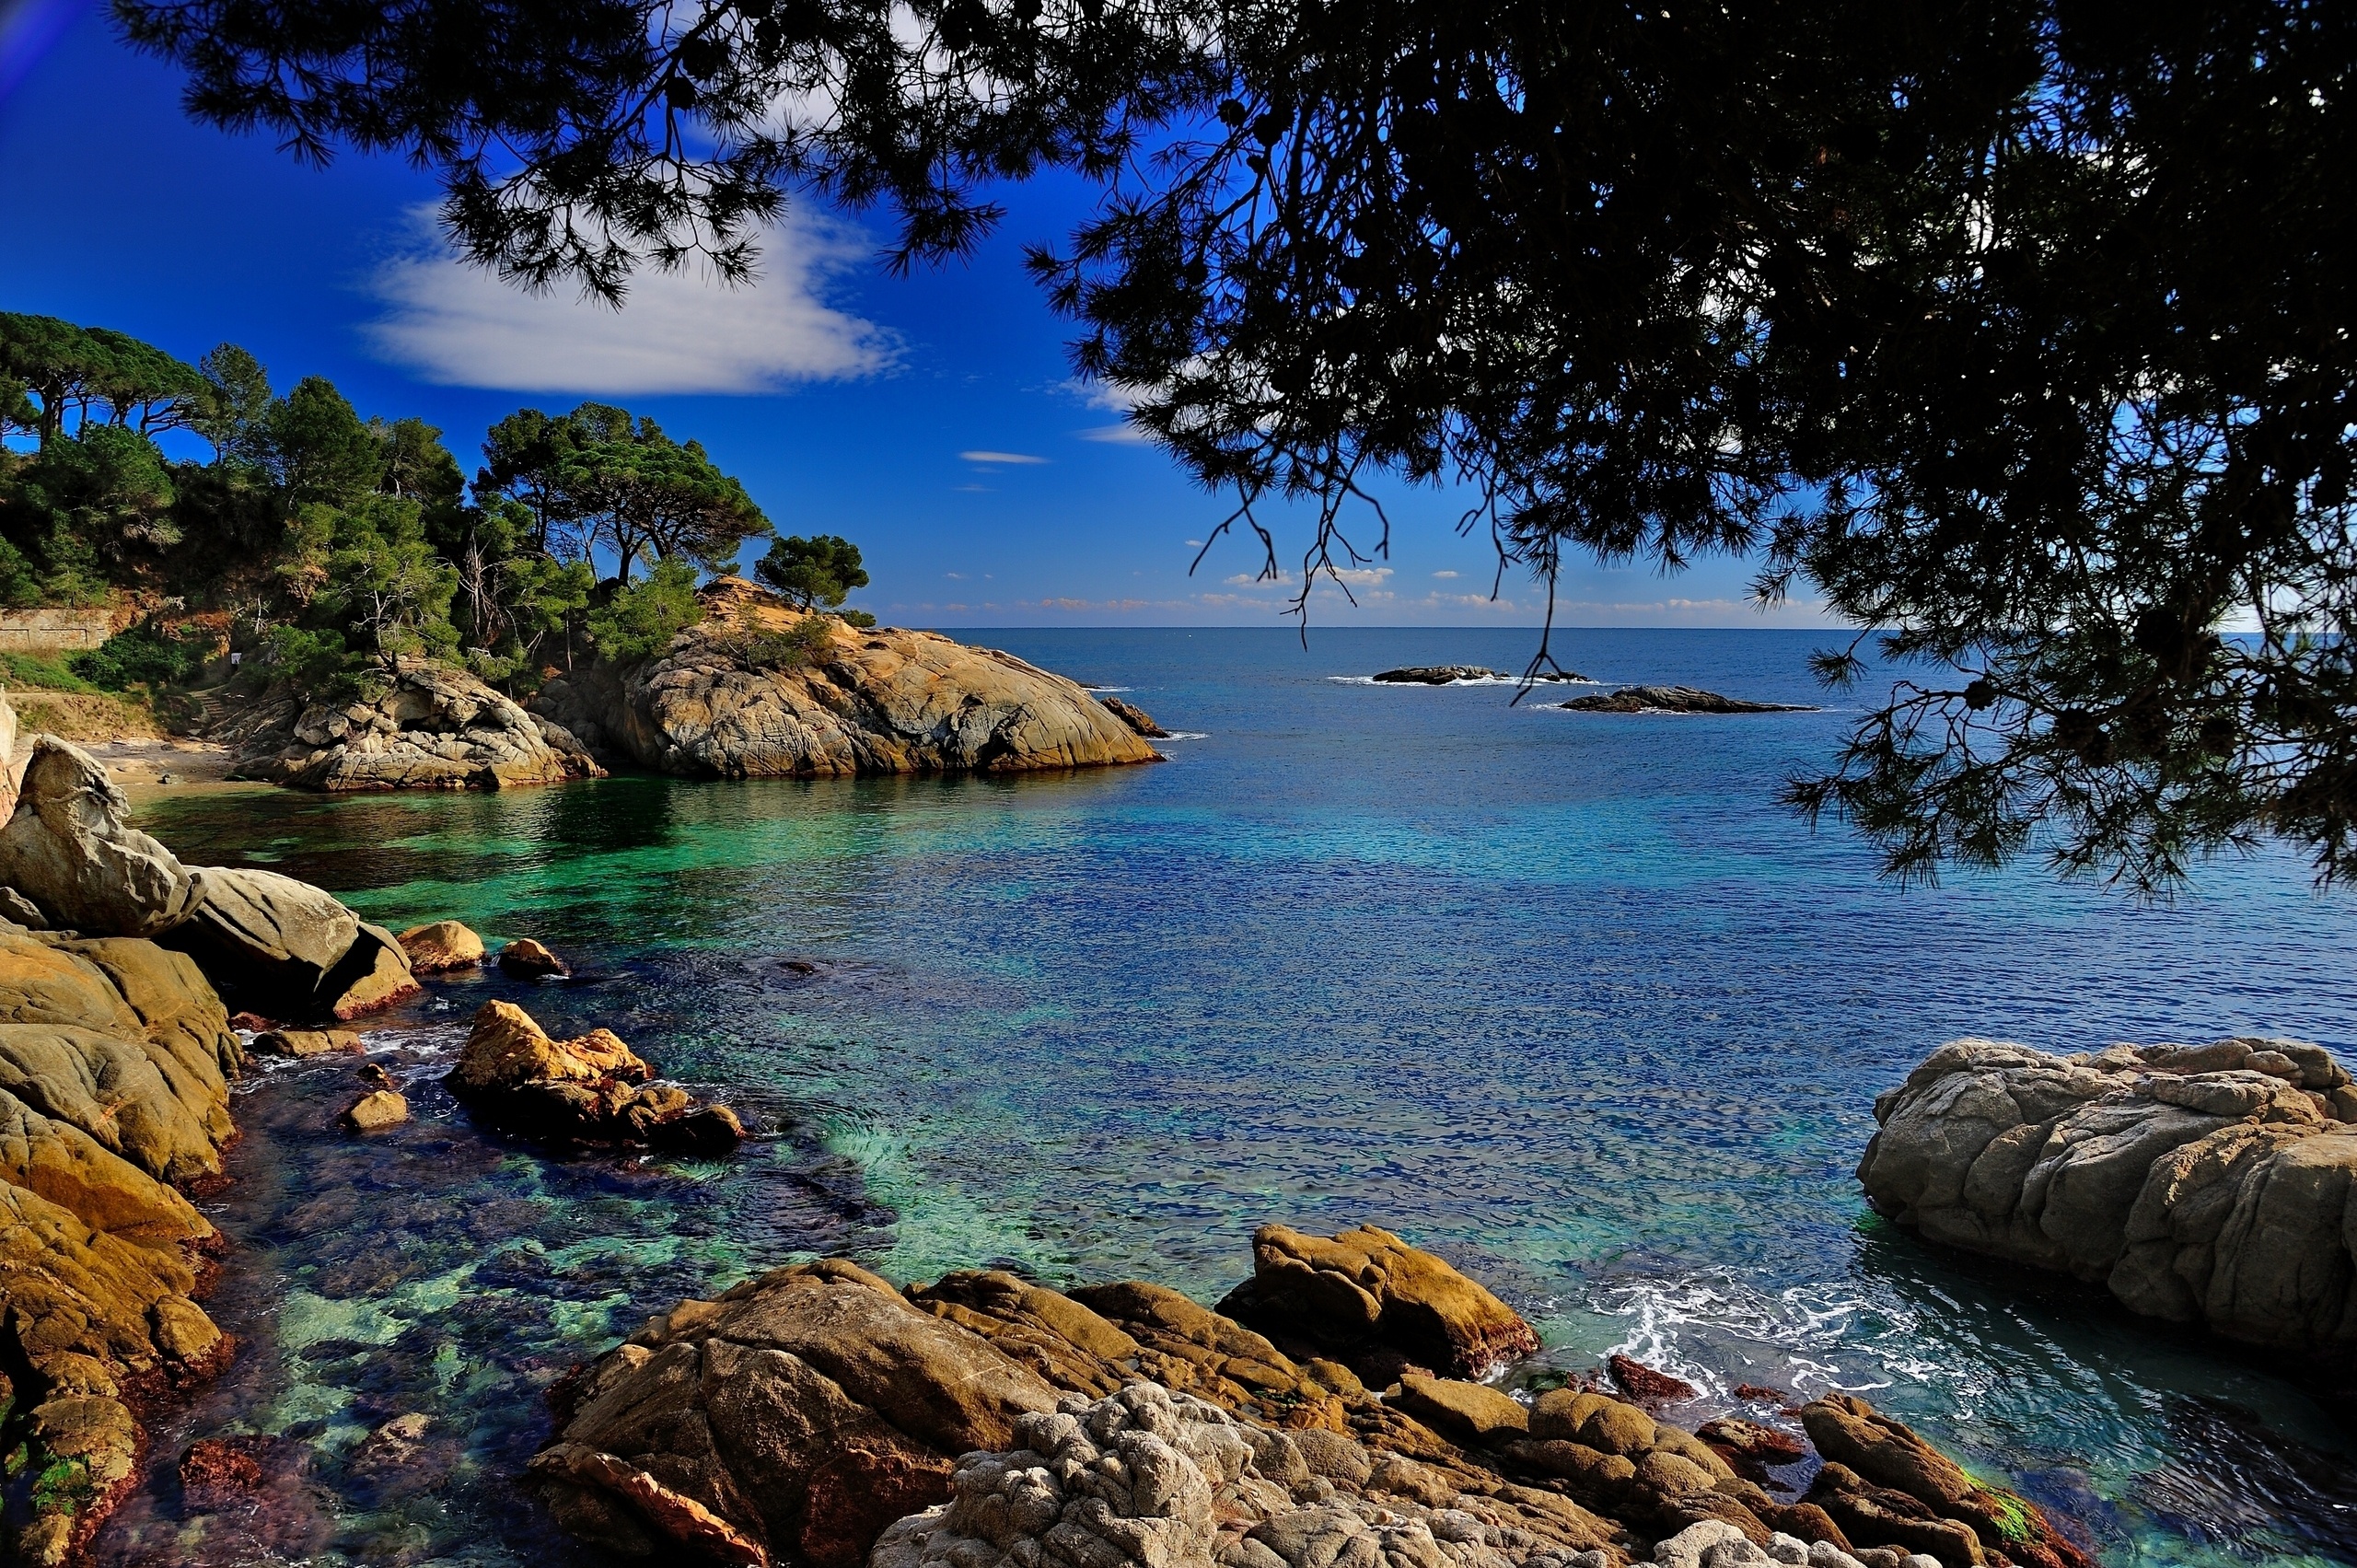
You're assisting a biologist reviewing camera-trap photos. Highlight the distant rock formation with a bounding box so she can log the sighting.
[1860,1036,2357,1366]
[216,658,604,792]
[533,579,1160,778]
[1374,666,1504,684]
[1560,687,1817,714]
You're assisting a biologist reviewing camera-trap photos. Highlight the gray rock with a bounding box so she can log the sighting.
[218,658,604,792]
[1861,1035,2357,1364]
[1559,687,1816,714]
[0,738,201,936]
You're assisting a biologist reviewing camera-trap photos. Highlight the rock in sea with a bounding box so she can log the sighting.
[1099,695,1170,737]
[497,936,569,979]
[1559,687,1817,714]
[1372,666,1503,684]
[397,919,486,973]
[1859,1035,2357,1368]
[532,577,1159,778]
[447,999,743,1152]
[215,656,605,792]
[339,1088,409,1132]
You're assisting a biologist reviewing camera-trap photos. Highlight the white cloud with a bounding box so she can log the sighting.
[1078,424,1153,445]
[1329,566,1393,587]
[364,209,894,394]
[944,572,967,579]
[961,450,1049,465]
[1057,377,1146,412]
[1432,569,1460,579]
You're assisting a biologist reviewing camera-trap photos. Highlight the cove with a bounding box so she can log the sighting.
[98,627,2357,1568]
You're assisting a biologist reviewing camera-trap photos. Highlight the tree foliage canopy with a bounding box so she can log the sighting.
[756,533,867,609]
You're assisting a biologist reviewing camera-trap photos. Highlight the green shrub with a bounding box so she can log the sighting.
[0,651,98,692]
[710,612,835,670]
[264,624,367,703]
[838,608,877,629]
[586,559,703,665]
[69,621,207,691]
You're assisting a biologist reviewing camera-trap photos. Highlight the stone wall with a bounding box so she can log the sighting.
[0,608,109,651]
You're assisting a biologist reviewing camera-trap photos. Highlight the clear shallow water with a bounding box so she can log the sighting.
[96,628,2357,1567]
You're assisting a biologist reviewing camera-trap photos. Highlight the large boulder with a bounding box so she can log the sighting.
[1859,1036,2357,1365]
[219,658,605,792]
[1215,1224,1543,1380]
[532,1260,1065,1568]
[0,739,202,936]
[532,581,1160,778]
[447,999,744,1152]
[159,865,420,1022]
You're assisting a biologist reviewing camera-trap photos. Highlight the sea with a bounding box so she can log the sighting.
[94,627,2357,1568]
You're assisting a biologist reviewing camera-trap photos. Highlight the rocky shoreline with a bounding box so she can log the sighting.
[0,677,2346,1566]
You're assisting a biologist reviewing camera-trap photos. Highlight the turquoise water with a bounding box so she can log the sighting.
[96,628,2357,1567]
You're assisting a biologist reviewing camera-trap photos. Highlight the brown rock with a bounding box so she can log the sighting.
[1608,1353,1698,1405]
[180,1435,267,1507]
[498,937,570,979]
[1214,1223,1542,1378]
[339,1089,409,1132]
[329,923,424,1018]
[0,738,202,936]
[1698,1414,1807,1473]
[1802,1396,2093,1568]
[530,596,1161,778]
[447,999,741,1151]
[252,1028,363,1058]
[162,865,419,1022]
[1390,1372,1529,1443]
[1098,696,1170,737]
[396,919,486,972]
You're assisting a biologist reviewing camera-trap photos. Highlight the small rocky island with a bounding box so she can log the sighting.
[1560,688,1817,714]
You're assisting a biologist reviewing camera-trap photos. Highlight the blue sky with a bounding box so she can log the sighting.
[0,0,1830,629]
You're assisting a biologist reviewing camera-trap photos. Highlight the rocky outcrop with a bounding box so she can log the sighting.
[396,920,485,973]
[0,716,418,1024]
[532,581,1160,778]
[1215,1224,1543,1380]
[0,740,201,936]
[1373,667,1504,685]
[1559,688,1815,714]
[216,658,605,792]
[447,999,743,1152]
[1100,696,1169,738]
[498,937,569,979]
[534,1237,2085,1568]
[0,920,242,1562]
[1859,1036,2357,1366]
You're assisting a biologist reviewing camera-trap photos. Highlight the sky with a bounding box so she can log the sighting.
[0,0,1834,629]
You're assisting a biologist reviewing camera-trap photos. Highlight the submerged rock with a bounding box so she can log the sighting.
[447,999,742,1151]
[1559,687,1816,714]
[1215,1223,1542,1380]
[532,579,1159,778]
[397,919,486,972]
[1859,1036,2357,1367]
[216,657,605,792]
[1100,695,1170,738]
[1373,666,1503,684]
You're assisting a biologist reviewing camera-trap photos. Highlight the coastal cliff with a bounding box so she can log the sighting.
[532,581,1159,778]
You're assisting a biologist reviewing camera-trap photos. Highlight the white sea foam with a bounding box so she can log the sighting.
[1586,1271,1933,1401]
[1157,731,1212,741]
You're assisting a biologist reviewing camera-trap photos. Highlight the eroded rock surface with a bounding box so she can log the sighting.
[447,999,742,1152]
[1860,1036,2357,1365]
[396,919,485,972]
[1216,1224,1543,1380]
[535,1237,2084,1568]
[0,920,242,1562]
[217,658,604,792]
[533,581,1159,778]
